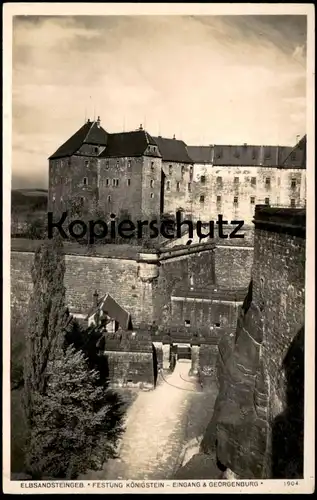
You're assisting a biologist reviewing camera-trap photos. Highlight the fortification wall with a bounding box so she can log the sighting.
[199,206,305,480]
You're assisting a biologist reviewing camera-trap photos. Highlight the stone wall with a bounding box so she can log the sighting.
[200,206,305,479]
[163,163,306,224]
[105,350,155,389]
[11,240,220,329]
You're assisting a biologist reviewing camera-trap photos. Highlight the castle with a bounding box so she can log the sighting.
[48,118,306,224]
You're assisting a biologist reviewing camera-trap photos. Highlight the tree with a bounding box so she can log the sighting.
[23,237,71,426]
[25,345,125,479]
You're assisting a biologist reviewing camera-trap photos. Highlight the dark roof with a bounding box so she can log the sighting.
[153,136,193,164]
[187,144,293,166]
[187,146,213,164]
[87,293,131,330]
[49,120,108,159]
[99,130,160,158]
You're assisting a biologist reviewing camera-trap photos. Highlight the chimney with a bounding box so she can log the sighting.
[97,116,101,128]
[296,134,300,144]
[139,124,143,130]
[93,290,99,308]
[173,134,176,140]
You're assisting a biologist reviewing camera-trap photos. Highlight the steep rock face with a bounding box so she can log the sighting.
[199,208,306,480]
[200,281,268,478]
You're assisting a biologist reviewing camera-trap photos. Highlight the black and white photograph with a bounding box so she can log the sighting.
[3,3,315,494]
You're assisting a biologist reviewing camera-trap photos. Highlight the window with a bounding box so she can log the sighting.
[116,179,119,187]
[188,183,192,192]
[106,178,109,186]
[189,166,193,178]
[112,179,116,186]
[291,153,296,161]
[150,193,154,199]
[216,176,222,184]
[234,196,238,205]
[151,161,154,171]
[106,161,109,169]
[176,182,180,191]
[217,195,221,203]
[250,196,255,204]
[290,199,296,207]
[251,177,256,186]
[166,180,170,191]
[214,322,220,328]
[200,195,205,203]
[201,175,206,184]
[265,148,271,160]
[291,178,296,188]
[127,160,131,169]
[181,165,185,175]
[265,177,271,187]
[234,177,239,184]
[150,180,154,188]
[169,165,172,175]
[265,197,270,205]
[94,147,99,154]
[107,195,111,202]
[83,177,88,185]
[185,320,190,327]
[127,179,131,187]
[85,160,89,167]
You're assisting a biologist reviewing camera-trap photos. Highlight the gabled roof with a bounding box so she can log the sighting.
[99,130,160,158]
[49,120,108,159]
[87,293,131,330]
[153,136,193,164]
[282,135,306,169]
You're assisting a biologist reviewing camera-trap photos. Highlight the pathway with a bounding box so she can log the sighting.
[82,359,206,480]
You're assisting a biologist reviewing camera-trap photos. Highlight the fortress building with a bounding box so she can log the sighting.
[48,118,306,224]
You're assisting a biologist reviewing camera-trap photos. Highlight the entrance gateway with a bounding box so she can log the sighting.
[174,343,191,360]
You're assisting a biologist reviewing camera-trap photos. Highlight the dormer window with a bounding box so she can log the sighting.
[94,147,99,154]
[169,165,172,175]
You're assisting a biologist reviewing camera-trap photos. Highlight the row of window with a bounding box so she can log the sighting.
[83,177,156,188]
[168,165,193,176]
[198,196,297,206]
[105,192,155,202]
[165,176,298,190]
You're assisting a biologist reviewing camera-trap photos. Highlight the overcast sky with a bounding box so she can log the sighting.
[12,14,307,188]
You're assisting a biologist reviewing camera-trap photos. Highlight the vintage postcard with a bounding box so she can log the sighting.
[3,2,315,495]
